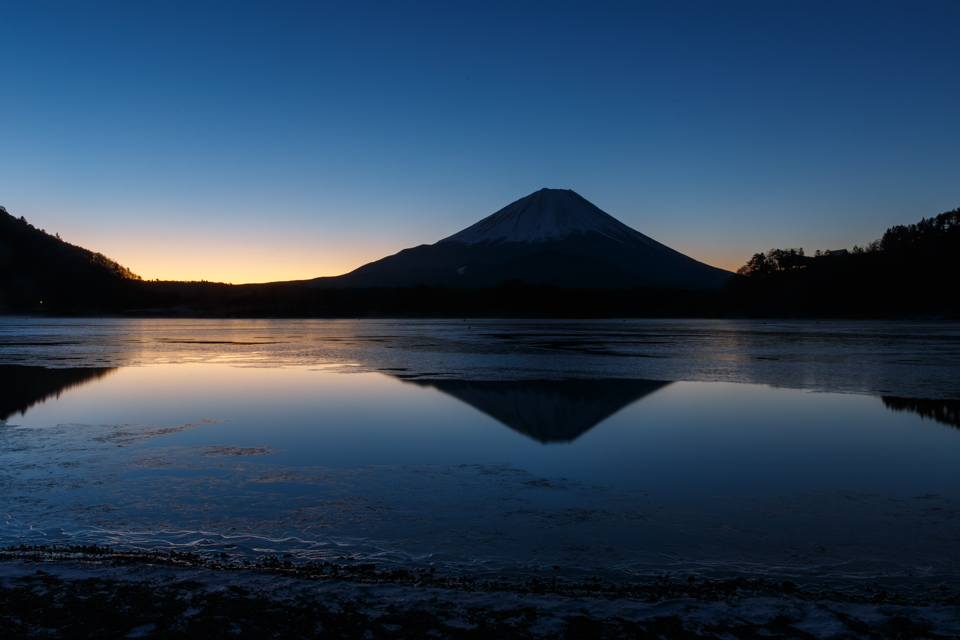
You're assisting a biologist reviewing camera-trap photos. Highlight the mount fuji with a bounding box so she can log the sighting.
[311,189,732,290]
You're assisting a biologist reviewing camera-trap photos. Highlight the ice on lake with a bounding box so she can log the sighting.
[2,317,960,588]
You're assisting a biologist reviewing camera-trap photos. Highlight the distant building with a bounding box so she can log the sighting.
[823,249,849,257]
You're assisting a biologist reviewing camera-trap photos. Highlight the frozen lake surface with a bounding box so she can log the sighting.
[2,318,960,592]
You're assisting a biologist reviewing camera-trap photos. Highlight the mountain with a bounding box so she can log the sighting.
[403,377,671,443]
[311,189,732,290]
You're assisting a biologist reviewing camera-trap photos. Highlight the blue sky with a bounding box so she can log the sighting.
[2,1,958,282]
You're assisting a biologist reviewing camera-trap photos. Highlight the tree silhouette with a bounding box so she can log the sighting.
[736,252,775,277]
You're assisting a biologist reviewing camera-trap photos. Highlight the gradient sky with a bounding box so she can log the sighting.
[2,1,958,283]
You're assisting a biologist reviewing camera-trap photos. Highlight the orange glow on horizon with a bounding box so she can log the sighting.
[125,252,748,285]
[99,239,401,285]
[92,235,750,285]
[127,255,372,285]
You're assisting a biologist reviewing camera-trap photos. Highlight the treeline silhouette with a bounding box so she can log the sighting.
[723,207,960,317]
[2,204,957,318]
[0,206,144,312]
[136,279,720,318]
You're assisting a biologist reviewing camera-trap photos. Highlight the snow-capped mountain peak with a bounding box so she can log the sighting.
[440,188,652,246]
[310,187,732,291]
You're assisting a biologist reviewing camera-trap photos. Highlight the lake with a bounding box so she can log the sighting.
[2,317,960,590]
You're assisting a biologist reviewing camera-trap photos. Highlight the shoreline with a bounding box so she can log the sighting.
[2,546,958,639]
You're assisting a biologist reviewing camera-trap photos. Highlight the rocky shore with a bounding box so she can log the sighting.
[2,546,958,639]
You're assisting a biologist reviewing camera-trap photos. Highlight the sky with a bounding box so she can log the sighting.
[1,1,958,283]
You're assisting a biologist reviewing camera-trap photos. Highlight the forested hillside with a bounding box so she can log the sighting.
[0,206,143,313]
[724,207,960,316]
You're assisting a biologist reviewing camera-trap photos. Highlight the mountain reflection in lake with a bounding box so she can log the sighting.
[2,318,960,590]
[403,378,671,442]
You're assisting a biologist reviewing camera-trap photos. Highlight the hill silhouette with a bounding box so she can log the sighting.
[0,206,142,313]
[724,206,960,316]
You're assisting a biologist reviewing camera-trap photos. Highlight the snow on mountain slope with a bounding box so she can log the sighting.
[440,188,655,246]
[310,188,733,290]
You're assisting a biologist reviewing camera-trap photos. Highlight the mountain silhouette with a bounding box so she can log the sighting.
[311,189,731,290]
[403,377,672,443]
[0,365,117,420]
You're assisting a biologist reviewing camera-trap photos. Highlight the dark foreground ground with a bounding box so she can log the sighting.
[1,547,958,639]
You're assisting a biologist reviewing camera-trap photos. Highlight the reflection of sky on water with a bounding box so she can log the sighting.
[5,363,960,502]
[3,317,960,398]
[2,318,960,582]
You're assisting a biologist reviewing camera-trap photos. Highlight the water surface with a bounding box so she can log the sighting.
[2,318,959,586]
